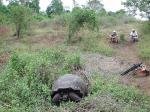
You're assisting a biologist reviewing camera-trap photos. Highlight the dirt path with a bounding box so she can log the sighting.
[81,53,128,76]
[81,41,150,96]
[115,42,150,96]
[114,43,140,63]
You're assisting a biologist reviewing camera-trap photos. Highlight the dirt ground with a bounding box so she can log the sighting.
[115,42,150,96]
[81,39,150,96]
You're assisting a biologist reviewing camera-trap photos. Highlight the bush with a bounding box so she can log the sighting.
[0,5,10,24]
[34,13,49,22]
[0,49,81,111]
[68,8,98,43]
[10,5,32,38]
[51,13,71,26]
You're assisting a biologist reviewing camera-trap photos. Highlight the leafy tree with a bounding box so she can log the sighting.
[108,11,116,16]
[116,9,126,15]
[0,4,10,15]
[7,0,40,13]
[115,9,127,18]
[28,0,40,13]
[0,4,10,24]
[88,0,103,12]
[10,5,32,38]
[72,0,78,8]
[6,0,22,5]
[68,8,97,43]
[46,0,63,16]
[123,0,150,20]
[98,8,107,16]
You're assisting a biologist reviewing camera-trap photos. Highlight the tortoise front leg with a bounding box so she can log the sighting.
[52,93,61,105]
[69,92,82,102]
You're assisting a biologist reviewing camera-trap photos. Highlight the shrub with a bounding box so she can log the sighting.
[0,49,81,111]
[10,5,32,38]
[34,13,49,22]
[51,13,71,26]
[68,8,98,43]
[0,5,10,24]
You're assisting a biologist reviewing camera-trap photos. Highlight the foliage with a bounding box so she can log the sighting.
[0,12,7,25]
[68,8,98,43]
[0,49,80,111]
[1,57,150,112]
[33,12,49,21]
[97,11,135,28]
[28,0,40,13]
[50,13,71,26]
[123,0,150,20]
[46,0,63,16]
[120,33,126,44]
[78,32,114,56]
[10,5,32,38]
[0,4,10,15]
[137,22,150,61]
[97,8,107,16]
[87,0,104,11]
[7,0,40,13]
[141,21,150,34]
[116,9,126,16]
[0,4,10,24]
[85,75,150,112]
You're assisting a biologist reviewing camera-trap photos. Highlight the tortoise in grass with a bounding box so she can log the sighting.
[51,74,89,105]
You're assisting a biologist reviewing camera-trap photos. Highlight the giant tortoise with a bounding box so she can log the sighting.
[51,74,88,105]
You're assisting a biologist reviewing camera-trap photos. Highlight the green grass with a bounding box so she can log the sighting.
[75,30,114,56]
[80,37,114,56]
[0,15,150,112]
[137,22,150,62]
[73,75,150,112]
[138,35,150,60]
[0,48,80,112]
[1,49,150,112]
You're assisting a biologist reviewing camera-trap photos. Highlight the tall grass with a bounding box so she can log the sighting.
[137,22,150,61]
[77,30,114,56]
[97,15,136,28]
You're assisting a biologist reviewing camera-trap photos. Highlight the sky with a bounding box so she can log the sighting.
[3,0,146,20]
[39,0,126,12]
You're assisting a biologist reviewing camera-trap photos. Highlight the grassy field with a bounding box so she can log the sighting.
[0,15,150,112]
[1,48,150,112]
